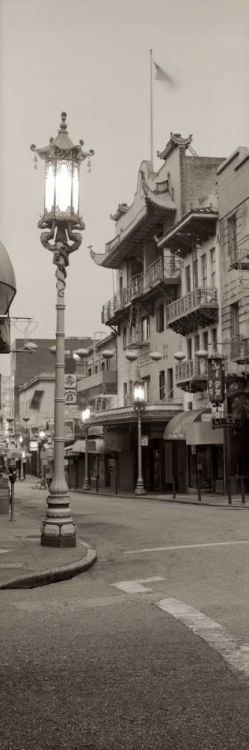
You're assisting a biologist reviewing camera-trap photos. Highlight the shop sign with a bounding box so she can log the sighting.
[65,420,74,440]
[65,406,80,418]
[86,439,96,452]
[65,390,76,404]
[207,357,225,405]
[30,441,38,451]
[64,374,76,389]
[212,415,244,429]
[141,435,149,446]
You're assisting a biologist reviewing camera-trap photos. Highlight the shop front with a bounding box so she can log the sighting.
[164,409,224,494]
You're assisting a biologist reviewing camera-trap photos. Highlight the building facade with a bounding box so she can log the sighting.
[217,147,249,492]
[90,133,224,493]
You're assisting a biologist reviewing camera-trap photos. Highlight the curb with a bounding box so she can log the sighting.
[0,542,97,590]
[72,489,249,509]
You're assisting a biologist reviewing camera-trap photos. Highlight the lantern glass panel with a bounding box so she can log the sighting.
[45,162,55,214]
[72,163,80,215]
[134,382,145,403]
[55,157,72,215]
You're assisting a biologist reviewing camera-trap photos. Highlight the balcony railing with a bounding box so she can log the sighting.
[101,256,181,324]
[167,288,218,335]
[230,337,249,363]
[229,236,249,269]
[175,358,208,392]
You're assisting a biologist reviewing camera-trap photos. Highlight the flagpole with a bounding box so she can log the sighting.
[150,49,154,168]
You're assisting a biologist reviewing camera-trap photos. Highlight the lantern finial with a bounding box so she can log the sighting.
[59,112,68,133]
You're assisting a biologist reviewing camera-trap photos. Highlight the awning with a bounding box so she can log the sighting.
[185,421,224,446]
[164,409,210,440]
[65,438,104,455]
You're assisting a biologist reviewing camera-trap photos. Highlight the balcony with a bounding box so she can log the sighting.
[101,256,181,325]
[77,370,117,400]
[230,237,249,270]
[175,358,208,393]
[230,337,249,364]
[167,288,219,335]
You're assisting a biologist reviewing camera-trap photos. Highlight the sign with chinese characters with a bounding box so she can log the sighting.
[29,441,38,451]
[64,374,77,405]
[212,415,244,429]
[65,405,81,419]
[207,357,225,405]
[65,420,75,440]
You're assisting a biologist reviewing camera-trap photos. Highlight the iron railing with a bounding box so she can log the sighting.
[175,358,208,382]
[101,256,181,323]
[230,337,249,361]
[167,288,218,324]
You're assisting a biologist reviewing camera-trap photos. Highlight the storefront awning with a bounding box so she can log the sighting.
[163,409,210,440]
[65,439,104,455]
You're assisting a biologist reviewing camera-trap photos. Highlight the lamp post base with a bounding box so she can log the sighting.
[41,518,77,547]
[83,478,91,491]
[135,478,146,495]
[40,490,77,547]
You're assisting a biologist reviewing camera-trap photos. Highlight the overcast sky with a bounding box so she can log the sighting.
[0,0,248,358]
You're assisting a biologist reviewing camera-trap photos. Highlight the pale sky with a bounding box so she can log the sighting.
[0,0,248,357]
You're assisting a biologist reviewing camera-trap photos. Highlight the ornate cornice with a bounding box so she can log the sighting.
[157,132,193,161]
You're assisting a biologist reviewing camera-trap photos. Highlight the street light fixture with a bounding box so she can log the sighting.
[82,407,91,491]
[32,112,94,547]
[133,376,146,496]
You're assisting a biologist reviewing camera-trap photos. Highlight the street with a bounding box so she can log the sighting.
[1,484,249,748]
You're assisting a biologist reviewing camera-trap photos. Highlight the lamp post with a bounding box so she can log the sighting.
[32,112,94,547]
[19,436,24,480]
[39,430,46,488]
[82,407,91,491]
[133,376,146,495]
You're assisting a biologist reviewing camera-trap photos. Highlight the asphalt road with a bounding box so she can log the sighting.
[1,484,249,748]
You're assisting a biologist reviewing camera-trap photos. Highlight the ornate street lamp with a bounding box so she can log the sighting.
[32,112,94,547]
[133,376,146,495]
[82,407,91,491]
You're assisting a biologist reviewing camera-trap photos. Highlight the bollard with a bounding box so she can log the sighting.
[241,476,245,505]
[172,477,176,499]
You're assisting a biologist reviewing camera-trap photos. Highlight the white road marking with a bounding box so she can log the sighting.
[111,576,165,594]
[124,540,249,555]
[0,550,10,554]
[156,598,249,677]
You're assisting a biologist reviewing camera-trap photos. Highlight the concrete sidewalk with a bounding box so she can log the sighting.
[0,503,97,590]
[70,485,249,508]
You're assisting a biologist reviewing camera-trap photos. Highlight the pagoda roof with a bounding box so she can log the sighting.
[157,132,193,161]
[90,161,176,269]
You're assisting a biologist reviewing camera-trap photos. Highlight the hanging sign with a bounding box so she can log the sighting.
[212,415,244,429]
[207,357,225,405]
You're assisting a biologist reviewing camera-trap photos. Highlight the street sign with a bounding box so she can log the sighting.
[212,415,244,429]
[64,374,76,389]
[30,441,38,451]
[141,435,149,446]
[65,390,77,404]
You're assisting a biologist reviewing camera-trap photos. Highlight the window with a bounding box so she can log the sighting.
[123,326,127,349]
[228,213,237,257]
[167,368,174,399]
[203,331,209,353]
[187,339,192,360]
[201,254,207,288]
[156,304,164,333]
[159,370,165,400]
[230,302,239,338]
[142,376,151,402]
[95,364,98,374]
[185,265,191,293]
[194,334,200,355]
[119,275,123,292]
[88,367,92,377]
[211,328,217,352]
[123,382,128,406]
[210,248,216,288]
[101,361,105,371]
[141,316,150,341]
[193,259,198,290]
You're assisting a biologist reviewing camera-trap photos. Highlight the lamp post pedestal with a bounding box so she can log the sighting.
[134,409,146,496]
[40,238,76,548]
[83,426,90,491]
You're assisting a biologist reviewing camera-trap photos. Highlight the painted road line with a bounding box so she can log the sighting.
[111,577,165,594]
[124,540,249,555]
[156,598,249,677]
[0,550,10,554]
